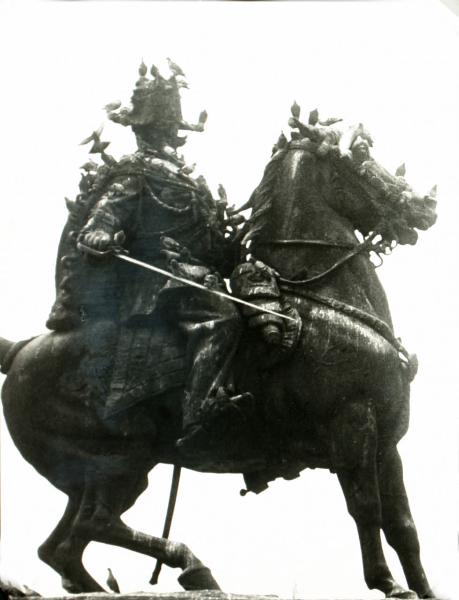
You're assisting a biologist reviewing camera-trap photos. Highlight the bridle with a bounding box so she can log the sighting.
[252,232,409,363]
[253,231,388,286]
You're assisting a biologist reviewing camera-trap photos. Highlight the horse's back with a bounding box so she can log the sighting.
[1,321,171,492]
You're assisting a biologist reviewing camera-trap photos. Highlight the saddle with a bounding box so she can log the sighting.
[102,297,302,421]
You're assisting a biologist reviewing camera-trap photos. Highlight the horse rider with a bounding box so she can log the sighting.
[46,62,247,453]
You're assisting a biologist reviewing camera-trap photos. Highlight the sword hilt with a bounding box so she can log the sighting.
[76,242,127,257]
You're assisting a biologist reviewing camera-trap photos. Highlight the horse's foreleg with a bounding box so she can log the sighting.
[337,470,411,598]
[379,447,434,598]
[96,520,221,590]
[72,472,221,591]
[331,401,414,599]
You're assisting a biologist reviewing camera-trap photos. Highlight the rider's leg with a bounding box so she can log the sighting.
[163,288,243,448]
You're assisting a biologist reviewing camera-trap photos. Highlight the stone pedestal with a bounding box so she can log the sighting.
[15,595,279,600]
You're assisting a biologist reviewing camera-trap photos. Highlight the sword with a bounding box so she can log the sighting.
[150,464,182,585]
[78,243,296,323]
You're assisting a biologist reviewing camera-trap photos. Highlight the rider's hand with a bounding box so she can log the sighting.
[81,230,114,251]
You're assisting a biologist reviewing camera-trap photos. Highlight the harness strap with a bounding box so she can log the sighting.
[280,283,409,361]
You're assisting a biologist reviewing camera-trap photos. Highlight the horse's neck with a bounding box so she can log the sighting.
[270,194,356,243]
[253,153,393,327]
[259,163,358,279]
[268,151,356,244]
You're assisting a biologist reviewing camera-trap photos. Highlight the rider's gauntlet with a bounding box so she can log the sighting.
[230,261,283,346]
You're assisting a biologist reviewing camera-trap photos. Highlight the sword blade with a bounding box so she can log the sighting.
[116,253,296,322]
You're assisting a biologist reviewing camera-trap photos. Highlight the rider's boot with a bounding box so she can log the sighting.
[176,388,254,455]
[176,391,211,453]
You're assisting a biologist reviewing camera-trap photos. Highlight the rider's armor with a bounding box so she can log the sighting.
[46,62,247,452]
[230,261,284,346]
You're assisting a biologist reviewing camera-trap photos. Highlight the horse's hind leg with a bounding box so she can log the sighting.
[379,447,434,598]
[38,492,104,593]
[51,532,103,593]
[37,494,78,572]
[331,401,414,598]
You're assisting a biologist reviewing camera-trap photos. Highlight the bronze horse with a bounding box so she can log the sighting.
[1,117,437,597]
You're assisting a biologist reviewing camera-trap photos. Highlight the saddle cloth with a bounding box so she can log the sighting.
[104,320,187,419]
[102,303,302,420]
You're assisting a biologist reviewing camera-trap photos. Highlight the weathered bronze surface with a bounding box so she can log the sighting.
[0,64,438,598]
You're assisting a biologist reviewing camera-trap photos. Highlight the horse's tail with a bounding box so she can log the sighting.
[0,337,34,374]
[0,337,15,373]
[404,352,418,383]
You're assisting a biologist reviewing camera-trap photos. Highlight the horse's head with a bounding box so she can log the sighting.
[283,108,438,247]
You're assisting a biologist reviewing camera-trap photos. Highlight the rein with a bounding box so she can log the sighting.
[253,234,411,362]
[256,239,356,249]
[255,232,379,286]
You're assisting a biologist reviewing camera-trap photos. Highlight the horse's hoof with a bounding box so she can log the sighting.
[62,576,105,594]
[178,564,221,591]
[62,578,84,594]
[386,589,418,599]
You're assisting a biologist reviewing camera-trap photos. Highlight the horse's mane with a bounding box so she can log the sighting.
[241,149,287,245]
[241,135,433,250]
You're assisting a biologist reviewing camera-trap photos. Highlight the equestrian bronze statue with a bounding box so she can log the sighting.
[0,63,438,598]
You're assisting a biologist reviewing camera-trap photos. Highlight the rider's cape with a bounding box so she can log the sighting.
[46,151,238,414]
[47,151,234,332]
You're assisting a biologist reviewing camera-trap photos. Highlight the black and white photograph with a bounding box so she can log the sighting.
[0,2,457,600]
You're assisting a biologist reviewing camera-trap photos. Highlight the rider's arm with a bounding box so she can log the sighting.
[79,175,142,251]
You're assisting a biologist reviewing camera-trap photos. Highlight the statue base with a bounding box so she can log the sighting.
[9,592,437,600]
[15,595,280,600]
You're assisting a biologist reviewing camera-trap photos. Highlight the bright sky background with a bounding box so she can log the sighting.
[0,1,458,599]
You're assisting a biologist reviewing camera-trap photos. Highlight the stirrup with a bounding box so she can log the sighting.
[176,423,214,455]
[199,388,255,428]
